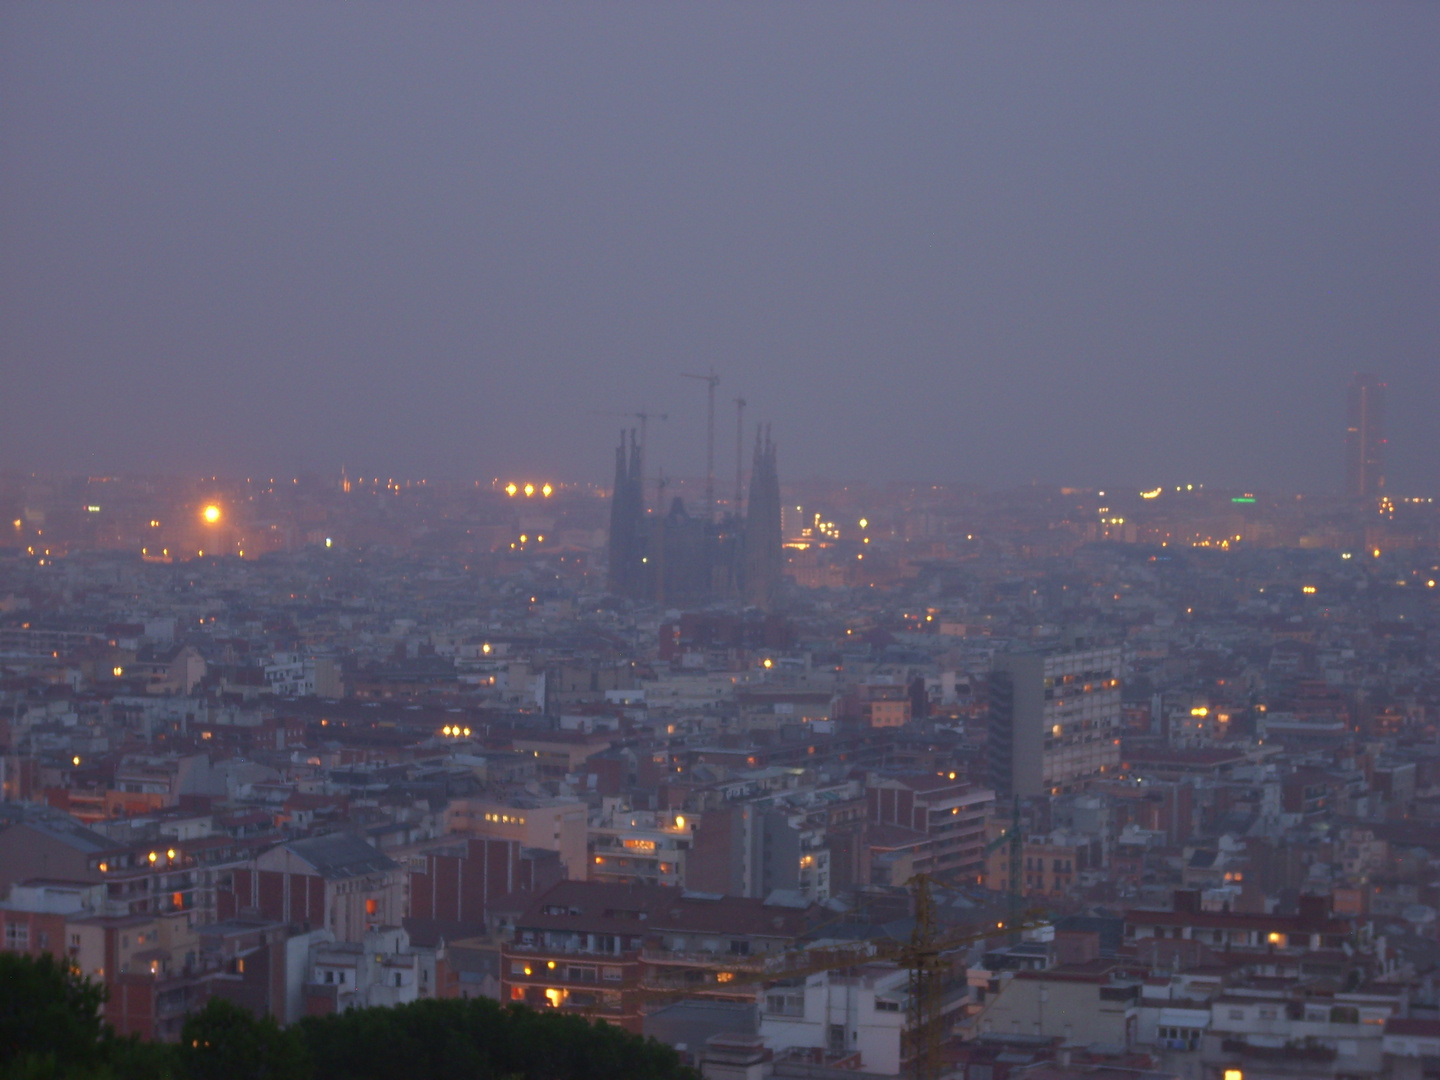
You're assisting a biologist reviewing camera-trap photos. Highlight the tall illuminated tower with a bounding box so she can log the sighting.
[1344,374,1386,499]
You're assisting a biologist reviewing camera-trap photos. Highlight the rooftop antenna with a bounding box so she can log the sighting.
[681,369,719,520]
[733,395,746,515]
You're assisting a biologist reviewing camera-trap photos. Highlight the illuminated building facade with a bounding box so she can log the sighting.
[501,880,811,1034]
[1345,372,1386,498]
[988,646,1122,798]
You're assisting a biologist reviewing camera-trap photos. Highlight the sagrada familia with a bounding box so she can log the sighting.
[607,427,783,609]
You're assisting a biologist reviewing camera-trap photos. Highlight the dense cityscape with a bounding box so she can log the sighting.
[0,373,1437,1080]
[3,4,1436,1079]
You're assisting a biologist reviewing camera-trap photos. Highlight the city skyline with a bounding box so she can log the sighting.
[3,8,1440,1076]
[0,367,1430,503]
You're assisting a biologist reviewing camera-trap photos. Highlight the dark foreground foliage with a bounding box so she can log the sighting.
[0,953,697,1080]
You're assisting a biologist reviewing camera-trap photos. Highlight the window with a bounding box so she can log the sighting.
[365,899,378,917]
[1228,1009,1243,1020]
[511,961,526,975]
[4,923,29,950]
[602,967,623,982]
[876,999,901,1012]
[767,993,804,1017]
[325,971,334,984]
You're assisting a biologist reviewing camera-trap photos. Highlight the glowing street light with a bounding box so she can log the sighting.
[202,505,222,524]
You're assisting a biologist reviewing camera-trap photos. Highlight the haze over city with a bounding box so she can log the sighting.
[5,9,1440,1080]
[2,3,1436,491]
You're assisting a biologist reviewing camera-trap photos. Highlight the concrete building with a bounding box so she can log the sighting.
[406,836,563,924]
[588,806,691,889]
[444,795,587,880]
[219,832,404,943]
[866,773,995,880]
[304,925,427,1015]
[758,965,909,1075]
[988,646,1122,798]
[1345,372,1386,499]
[501,880,811,1034]
[976,961,1143,1048]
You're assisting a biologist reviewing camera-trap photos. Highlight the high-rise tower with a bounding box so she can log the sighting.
[987,645,1122,799]
[742,425,783,609]
[1345,374,1386,499]
[606,431,644,596]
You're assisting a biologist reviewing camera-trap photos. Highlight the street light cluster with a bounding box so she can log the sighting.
[503,482,553,497]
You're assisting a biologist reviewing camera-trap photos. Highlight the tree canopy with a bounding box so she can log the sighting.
[0,953,697,1080]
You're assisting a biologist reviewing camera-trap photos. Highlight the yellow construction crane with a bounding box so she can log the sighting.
[982,795,1025,920]
[898,873,945,1080]
[618,875,1041,1079]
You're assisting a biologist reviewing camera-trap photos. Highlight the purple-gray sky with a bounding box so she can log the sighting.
[2,3,1436,493]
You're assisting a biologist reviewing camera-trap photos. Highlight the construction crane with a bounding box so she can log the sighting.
[615,875,1040,1074]
[680,370,719,520]
[732,395,746,514]
[981,795,1024,922]
[899,874,946,1080]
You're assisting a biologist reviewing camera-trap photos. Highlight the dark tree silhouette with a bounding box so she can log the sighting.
[0,954,696,1080]
[0,952,107,1076]
[178,999,309,1080]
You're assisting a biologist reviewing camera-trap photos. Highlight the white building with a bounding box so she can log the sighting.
[307,925,430,1012]
[758,965,908,1075]
[989,646,1122,798]
[263,653,343,698]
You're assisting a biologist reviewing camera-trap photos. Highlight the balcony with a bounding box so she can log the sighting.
[1218,1037,1336,1064]
[642,946,766,970]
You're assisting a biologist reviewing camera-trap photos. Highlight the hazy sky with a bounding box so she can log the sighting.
[2,4,1436,493]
